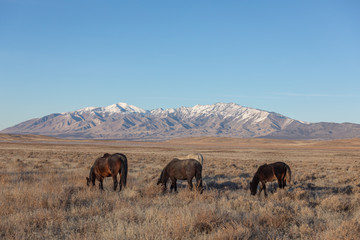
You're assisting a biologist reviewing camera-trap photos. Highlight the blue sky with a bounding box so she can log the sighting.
[1,0,360,130]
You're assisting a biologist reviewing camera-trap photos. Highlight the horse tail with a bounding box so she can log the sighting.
[89,166,95,180]
[195,165,203,191]
[117,153,128,188]
[198,153,204,167]
[285,164,292,184]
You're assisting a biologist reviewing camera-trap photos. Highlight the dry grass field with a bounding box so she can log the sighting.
[1,134,360,239]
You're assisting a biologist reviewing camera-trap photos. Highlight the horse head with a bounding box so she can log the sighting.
[157,169,167,186]
[86,167,95,187]
[157,172,163,185]
[250,181,257,195]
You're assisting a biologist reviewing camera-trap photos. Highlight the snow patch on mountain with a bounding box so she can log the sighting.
[150,102,269,122]
[76,102,147,114]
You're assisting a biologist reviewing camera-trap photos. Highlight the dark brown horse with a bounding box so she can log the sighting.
[86,153,128,191]
[157,158,203,193]
[250,162,291,197]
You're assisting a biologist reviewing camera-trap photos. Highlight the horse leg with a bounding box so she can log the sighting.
[171,178,177,192]
[277,178,283,189]
[99,178,104,190]
[188,178,193,191]
[260,182,267,197]
[170,177,177,193]
[279,179,285,188]
[162,182,167,193]
[273,173,281,189]
[258,183,263,195]
[118,172,122,192]
[264,184,268,197]
[112,175,118,191]
[170,178,174,193]
[196,180,204,194]
[195,173,203,193]
[282,174,287,188]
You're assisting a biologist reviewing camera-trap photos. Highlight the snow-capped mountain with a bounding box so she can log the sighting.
[2,102,360,140]
[76,102,147,114]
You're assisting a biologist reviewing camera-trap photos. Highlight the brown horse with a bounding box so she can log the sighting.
[86,153,128,191]
[250,162,291,197]
[157,158,203,193]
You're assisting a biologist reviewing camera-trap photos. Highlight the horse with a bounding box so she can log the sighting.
[250,162,291,197]
[177,153,204,166]
[86,153,128,191]
[177,153,207,188]
[157,158,203,194]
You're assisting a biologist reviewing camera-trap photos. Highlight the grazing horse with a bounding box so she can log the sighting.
[177,153,204,167]
[157,158,203,193]
[86,153,128,191]
[250,162,291,197]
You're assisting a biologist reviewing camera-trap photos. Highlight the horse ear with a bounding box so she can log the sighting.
[86,177,89,181]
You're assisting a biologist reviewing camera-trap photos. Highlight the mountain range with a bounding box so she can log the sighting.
[2,102,360,140]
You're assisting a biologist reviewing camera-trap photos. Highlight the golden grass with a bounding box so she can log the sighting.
[0,135,360,239]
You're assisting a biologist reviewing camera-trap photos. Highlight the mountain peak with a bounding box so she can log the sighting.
[76,102,146,114]
[104,102,147,113]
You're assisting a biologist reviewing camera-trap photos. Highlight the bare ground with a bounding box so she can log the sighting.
[1,134,360,239]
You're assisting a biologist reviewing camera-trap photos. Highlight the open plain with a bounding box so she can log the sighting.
[1,134,360,239]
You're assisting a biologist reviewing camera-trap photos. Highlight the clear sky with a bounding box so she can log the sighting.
[1,0,360,130]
